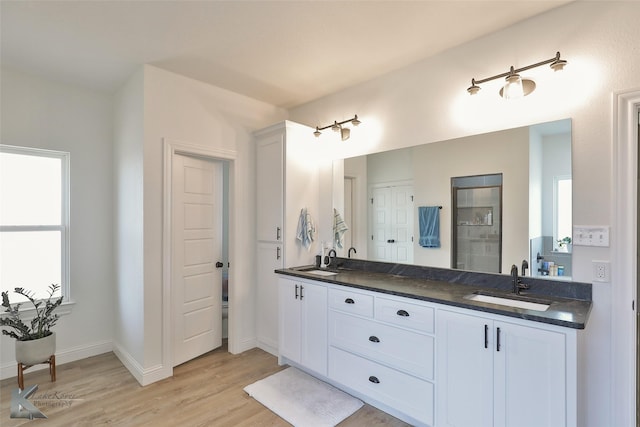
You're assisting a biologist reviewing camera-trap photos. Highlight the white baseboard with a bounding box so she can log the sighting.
[112,342,172,386]
[0,340,112,381]
[229,336,257,354]
[256,339,278,357]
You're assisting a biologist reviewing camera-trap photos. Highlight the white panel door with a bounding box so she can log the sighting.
[257,242,283,353]
[391,185,414,263]
[172,154,223,366]
[369,185,414,263]
[370,187,391,261]
[256,133,283,242]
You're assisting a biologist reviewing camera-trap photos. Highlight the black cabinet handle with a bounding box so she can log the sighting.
[496,327,501,352]
[368,336,380,343]
[300,285,304,300]
[484,324,489,349]
[345,298,355,304]
[276,246,281,260]
[387,239,395,243]
[295,285,299,299]
[396,309,409,317]
[368,376,380,384]
[276,227,281,240]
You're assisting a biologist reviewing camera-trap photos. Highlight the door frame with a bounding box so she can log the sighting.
[163,139,237,376]
[612,89,640,426]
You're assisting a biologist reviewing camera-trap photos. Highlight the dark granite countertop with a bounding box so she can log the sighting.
[276,258,592,329]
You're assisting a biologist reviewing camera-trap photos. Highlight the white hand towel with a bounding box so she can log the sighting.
[296,208,315,251]
[333,208,349,249]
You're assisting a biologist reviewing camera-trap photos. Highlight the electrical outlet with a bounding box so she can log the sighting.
[593,261,610,282]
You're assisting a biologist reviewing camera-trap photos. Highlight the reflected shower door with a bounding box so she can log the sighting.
[452,174,503,273]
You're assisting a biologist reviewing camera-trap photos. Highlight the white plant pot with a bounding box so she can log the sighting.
[15,332,56,365]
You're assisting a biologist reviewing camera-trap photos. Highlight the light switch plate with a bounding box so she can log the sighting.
[573,226,610,247]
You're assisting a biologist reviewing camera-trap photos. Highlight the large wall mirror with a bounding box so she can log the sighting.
[333,118,572,279]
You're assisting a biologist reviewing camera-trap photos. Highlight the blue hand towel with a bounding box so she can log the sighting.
[418,206,440,248]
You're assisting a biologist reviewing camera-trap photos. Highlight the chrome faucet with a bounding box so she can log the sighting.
[348,247,357,258]
[327,249,337,267]
[511,264,530,295]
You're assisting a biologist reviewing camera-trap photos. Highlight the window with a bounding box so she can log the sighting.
[554,176,572,250]
[0,145,69,302]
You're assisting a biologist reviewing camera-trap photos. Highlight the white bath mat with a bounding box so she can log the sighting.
[244,367,364,427]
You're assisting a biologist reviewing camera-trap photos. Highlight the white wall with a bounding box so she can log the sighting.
[0,66,114,378]
[113,69,146,376]
[288,2,640,426]
[541,133,572,237]
[138,65,286,377]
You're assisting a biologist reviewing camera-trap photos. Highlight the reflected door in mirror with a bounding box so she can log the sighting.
[369,184,414,263]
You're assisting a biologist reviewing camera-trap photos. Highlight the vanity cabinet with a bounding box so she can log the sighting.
[327,287,436,426]
[278,277,328,376]
[436,309,574,427]
[255,121,318,355]
[276,273,579,427]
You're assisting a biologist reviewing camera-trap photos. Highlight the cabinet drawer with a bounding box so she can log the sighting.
[329,311,434,380]
[375,296,435,334]
[328,288,374,318]
[329,347,434,426]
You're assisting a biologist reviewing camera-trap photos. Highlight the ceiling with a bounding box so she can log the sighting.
[1,1,572,109]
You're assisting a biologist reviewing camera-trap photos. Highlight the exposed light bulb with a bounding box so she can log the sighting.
[502,74,524,99]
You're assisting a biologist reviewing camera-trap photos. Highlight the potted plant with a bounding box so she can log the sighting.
[557,236,572,252]
[0,284,62,365]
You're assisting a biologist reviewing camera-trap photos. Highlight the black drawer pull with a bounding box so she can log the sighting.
[345,298,355,304]
[496,327,501,352]
[368,336,380,343]
[368,376,380,384]
[396,309,410,317]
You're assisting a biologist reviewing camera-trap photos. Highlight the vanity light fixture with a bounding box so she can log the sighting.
[314,115,361,141]
[467,52,567,99]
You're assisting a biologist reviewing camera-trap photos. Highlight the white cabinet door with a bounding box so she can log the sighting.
[257,242,283,354]
[279,278,302,362]
[300,281,328,375]
[494,321,567,427]
[279,278,328,376]
[437,310,494,427]
[256,132,283,242]
[437,309,570,427]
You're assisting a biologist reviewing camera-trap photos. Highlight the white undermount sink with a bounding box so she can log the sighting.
[465,293,550,311]
[305,270,339,276]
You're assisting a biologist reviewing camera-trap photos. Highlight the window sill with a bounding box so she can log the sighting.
[0,300,76,320]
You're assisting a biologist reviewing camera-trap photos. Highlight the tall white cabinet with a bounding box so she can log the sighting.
[255,121,319,355]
